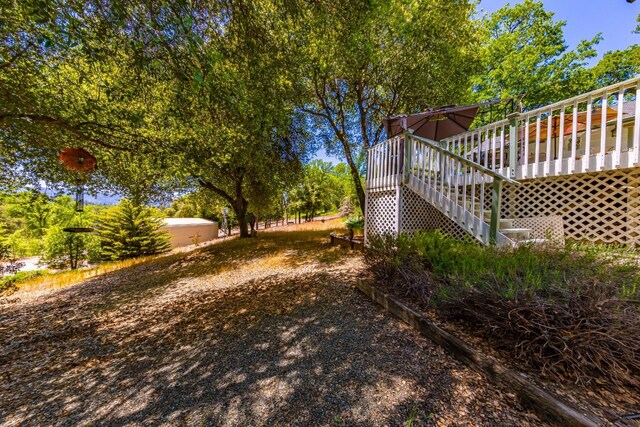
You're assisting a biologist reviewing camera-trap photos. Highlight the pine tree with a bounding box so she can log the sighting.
[95,199,170,261]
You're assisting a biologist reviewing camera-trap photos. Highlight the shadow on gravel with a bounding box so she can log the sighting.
[0,229,521,426]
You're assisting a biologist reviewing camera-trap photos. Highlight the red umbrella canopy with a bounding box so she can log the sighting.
[383,104,481,141]
[58,147,97,174]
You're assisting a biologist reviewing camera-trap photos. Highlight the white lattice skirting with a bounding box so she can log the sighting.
[397,187,468,239]
[367,168,640,246]
[365,187,467,241]
[365,190,397,240]
[501,168,640,246]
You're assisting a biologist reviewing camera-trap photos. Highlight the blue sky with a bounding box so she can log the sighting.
[316,0,640,166]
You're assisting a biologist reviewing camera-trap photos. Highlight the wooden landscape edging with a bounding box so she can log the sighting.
[356,280,602,427]
[329,232,364,251]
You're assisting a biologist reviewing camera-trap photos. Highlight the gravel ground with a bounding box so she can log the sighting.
[0,227,543,426]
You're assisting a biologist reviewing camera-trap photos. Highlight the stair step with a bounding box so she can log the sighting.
[499,228,532,239]
[516,238,548,246]
[461,220,517,232]
[411,185,527,246]
[475,212,514,228]
[498,219,514,229]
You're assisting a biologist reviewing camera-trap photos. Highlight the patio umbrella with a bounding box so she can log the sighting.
[383,104,481,141]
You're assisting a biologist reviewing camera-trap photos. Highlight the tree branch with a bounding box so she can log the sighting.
[0,114,131,151]
[0,42,34,70]
[195,176,235,205]
[299,107,329,120]
[356,78,371,148]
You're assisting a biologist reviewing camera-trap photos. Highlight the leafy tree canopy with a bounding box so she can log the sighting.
[469,0,640,110]
[2,0,639,228]
[1,0,312,236]
[294,0,480,211]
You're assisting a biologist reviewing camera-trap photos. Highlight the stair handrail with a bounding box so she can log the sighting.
[405,132,519,244]
[406,133,520,185]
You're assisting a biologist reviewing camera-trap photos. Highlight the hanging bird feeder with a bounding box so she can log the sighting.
[58,147,98,174]
[58,147,97,212]
[58,148,98,233]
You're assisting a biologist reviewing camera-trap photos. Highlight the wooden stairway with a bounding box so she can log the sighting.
[403,133,525,246]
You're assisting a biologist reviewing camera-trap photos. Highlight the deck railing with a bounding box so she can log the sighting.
[366,135,403,191]
[441,76,640,179]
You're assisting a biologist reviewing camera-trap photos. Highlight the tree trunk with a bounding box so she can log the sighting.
[196,173,251,238]
[345,155,366,214]
[236,204,249,237]
[249,216,255,235]
[68,239,74,270]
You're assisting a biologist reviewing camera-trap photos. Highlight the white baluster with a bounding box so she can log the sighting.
[558,105,565,174]
[368,146,372,189]
[570,101,578,173]
[584,96,592,173]
[440,151,445,209]
[462,161,467,221]
[427,147,432,200]
[500,124,506,174]
[523,116,530,178]
[421,142,427,195]
[372,146,377,189]
[483,129,489,169]
[534,114,541,177]
[464,134,468,161]
[470,167,476,234]
[615,87,624,168]
[383,141,389,189]
[491,127,496,172]
[453,158,459,219]
[396,137,401,183]
[634,82,640,166]
[600,92,608,170]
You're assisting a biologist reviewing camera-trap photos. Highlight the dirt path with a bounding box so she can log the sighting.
[0,223,542,426]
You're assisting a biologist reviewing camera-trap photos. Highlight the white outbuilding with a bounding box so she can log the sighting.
[160,218,219,248]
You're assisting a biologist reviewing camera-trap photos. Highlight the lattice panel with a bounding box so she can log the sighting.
[398,187,468,239]
[503,169,640,246]
[512,216,565,243]
[365,190,397,238]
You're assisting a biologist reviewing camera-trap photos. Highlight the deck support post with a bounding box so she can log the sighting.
[489,178,503,245]
[507,113,520,179]
[403,131,413,185]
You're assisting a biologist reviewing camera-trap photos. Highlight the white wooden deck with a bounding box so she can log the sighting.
[365,77,640,246]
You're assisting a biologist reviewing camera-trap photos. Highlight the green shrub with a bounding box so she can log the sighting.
[4,229,43,257]
[368,231,640,302]
[43,225,102,269]
[344,215,364,231]
[0,270,46,295]
[95,199,171,261]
